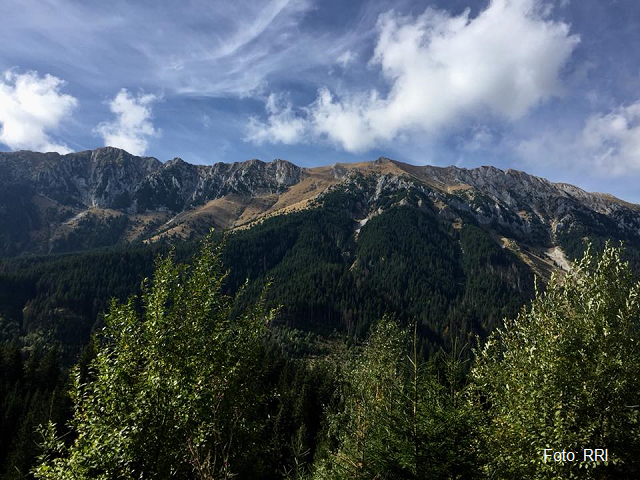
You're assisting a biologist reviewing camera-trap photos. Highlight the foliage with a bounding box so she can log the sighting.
[312,317,479,479]
[33,236,275,479]
[0,243,176,358]
[0,185,40,258]
[471,243,640,478]
[224,204,533,356]
[52,213,130,253]
[0,202,534,362]
[0,343,69,479]
[2,195,639,477]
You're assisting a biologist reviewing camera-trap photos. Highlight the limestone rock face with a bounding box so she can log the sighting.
[133,157,305,212]
[0,148,304,213]
[0,147,162,208]
[1,149,639,258]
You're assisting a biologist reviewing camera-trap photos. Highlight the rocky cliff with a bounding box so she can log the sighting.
[1,148,639,267]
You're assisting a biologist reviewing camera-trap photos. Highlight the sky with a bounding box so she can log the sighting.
[1,0,640,201]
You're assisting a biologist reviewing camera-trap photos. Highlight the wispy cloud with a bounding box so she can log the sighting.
[248,0,579,152]
[0,0,323,97]
[336,50,355,68]
[95,89,158,156]
[0,70,77,153]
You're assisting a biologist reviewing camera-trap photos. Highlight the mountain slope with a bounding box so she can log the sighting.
[1,147,640,269]
[2,147,640,358]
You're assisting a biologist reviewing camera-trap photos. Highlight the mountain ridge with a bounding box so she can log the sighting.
[3,146,640,370]
[1,147,639,267]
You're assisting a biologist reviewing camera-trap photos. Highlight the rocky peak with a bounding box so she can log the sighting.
[88,147,161,172]
[374,156,394,165]
[213,158,303,198]
[160,157,198,177]
[3,148,640,259]
[165,157,188,167]
[267,158,304,186]
[129,157,306,213]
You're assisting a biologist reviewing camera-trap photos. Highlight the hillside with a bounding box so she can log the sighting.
[2,149,640,478]
[2,148,640,358]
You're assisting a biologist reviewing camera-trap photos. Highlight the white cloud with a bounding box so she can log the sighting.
[248,0,579,152]
[0,0,324,97]
[461,126,496,152]
[246,93,307,145]
[95,89,158,156]
[0,70,77,153]
[336,50,355,67]
[581,102,640,175]
[514,100,640,177]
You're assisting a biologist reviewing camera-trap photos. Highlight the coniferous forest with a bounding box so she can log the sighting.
[1,223,639,478]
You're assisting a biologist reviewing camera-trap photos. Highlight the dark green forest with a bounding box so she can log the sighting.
[0,202,534,357]
[2,239,634,479]
[1,196,639,477]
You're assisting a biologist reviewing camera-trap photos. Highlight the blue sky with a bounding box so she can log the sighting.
[1,0,640,201]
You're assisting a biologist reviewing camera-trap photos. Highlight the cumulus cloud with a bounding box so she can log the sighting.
[514,100,640,177]
[0,70,77,153]
[248,0,579,152]
[246,93,307,145]
[95,89,158,156]
[580,102,640,175]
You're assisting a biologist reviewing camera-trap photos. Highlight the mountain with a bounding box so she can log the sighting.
[0,148,304,255]
[1,147,640,266]
[2,147,640,358]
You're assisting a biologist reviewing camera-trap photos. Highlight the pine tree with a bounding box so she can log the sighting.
[313,317,479,479]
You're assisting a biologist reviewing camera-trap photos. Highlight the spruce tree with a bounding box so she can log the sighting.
[313,317,478,479]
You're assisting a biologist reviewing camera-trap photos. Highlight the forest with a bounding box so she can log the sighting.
[0,235,638,478]
[0,201,536,358]
[0,196,639,478]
